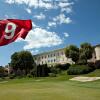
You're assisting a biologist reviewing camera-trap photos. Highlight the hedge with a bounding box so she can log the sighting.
[67,65,93,75]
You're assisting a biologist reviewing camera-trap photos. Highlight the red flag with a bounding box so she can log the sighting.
[0,19,32,46]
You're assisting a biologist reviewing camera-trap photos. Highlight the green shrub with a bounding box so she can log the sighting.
[50,67,60,74]
[95,60,100,69]
[49,73,56,77]
[61,63,71,70]
[31,64,50,77]
[67,65,93,75]
[27,74,33,78]
[87,62,95,70]
[9,74,16,79]
[55,63,70,70]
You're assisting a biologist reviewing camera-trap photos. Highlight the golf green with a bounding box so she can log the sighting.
[0,78,100,100]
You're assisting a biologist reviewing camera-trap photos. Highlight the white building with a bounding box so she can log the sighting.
[95,45,100,60]
[33,44,100,66]
[33,48,74,66]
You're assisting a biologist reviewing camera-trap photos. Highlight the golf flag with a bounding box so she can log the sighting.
[0,19,32,46]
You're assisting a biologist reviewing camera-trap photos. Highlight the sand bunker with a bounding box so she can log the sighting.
[70,76,100,82]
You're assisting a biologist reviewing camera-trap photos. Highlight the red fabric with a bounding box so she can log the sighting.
[0,19,32,46]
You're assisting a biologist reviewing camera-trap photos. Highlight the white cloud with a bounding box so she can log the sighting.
[15,38,24,42]
[32,22,38,28]
[30,50,39,54]
[59,2,74,7]
[61,7,72,13]
[26,8,32,14]
[5,0,74,11]
[48,22,56,27]
[34,13,46,20]
[64,32,69,37]
[23,28,62,50]
[53,14,72,24]
[5,0,53,9]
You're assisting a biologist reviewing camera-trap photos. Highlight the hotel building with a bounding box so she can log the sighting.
[33,48,74,66]
[33,44,100,66]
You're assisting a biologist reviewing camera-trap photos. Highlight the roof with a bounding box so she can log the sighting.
[33,47,66,57]
[33,44,100,57]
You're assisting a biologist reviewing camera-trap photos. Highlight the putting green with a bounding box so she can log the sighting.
[0,78,100,100]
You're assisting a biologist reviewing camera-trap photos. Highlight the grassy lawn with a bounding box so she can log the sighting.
[85,69,100,77]
[0,76,100,100]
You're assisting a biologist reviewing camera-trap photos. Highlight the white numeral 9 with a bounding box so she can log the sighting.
[4,22,16,39]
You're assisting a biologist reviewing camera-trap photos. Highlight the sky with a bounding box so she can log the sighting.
[0,0,100,66]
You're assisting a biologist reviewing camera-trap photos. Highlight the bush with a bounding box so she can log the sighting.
[27,74,33,78]
[55,63,70,70]
[9,74,16,79]
[31,64,50,77]
[49,73,56,77]
[61,63,71,70]
[67,65,93,75]
[87,62,95,70]
[55,64,62,69]
[95,60,100,69]
[50,67,61,74]
[78,59,87,65]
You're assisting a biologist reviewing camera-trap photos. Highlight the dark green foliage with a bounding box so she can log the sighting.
[50,67,61,74]
[10,51,34,75]
[27,74,33,78]
[55,63,70,70]
[31,64,50,77]
[49,73,56,77]
[9,74,16,79]
[0,66,5,77]
[78,53,87,65]
[87,62,95,70]
[61,63,71,70]
[79,43,93,64]
[95,60,100,69]
[10,52,19,70]
[65,43,93,65]
[65,45,79,63]
[67,65,93,75]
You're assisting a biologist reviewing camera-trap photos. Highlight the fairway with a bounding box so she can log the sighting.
[0,78,100,100]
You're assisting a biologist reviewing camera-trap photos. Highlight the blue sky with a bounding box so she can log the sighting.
[0,0,100,66]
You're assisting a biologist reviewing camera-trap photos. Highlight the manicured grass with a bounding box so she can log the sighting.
[0,76,100,100]
[85,69,100,77]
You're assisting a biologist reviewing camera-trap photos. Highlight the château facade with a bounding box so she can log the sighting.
[33,44,100,66]
[33,48,74,66]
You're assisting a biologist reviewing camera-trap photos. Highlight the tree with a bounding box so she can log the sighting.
[11,51,34,75]
[31,64,49,77]
[18,51,34,73]
[0,66,5,78]
[65,45,79,63]
[11,52,19,71]
[79,43,93,64]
